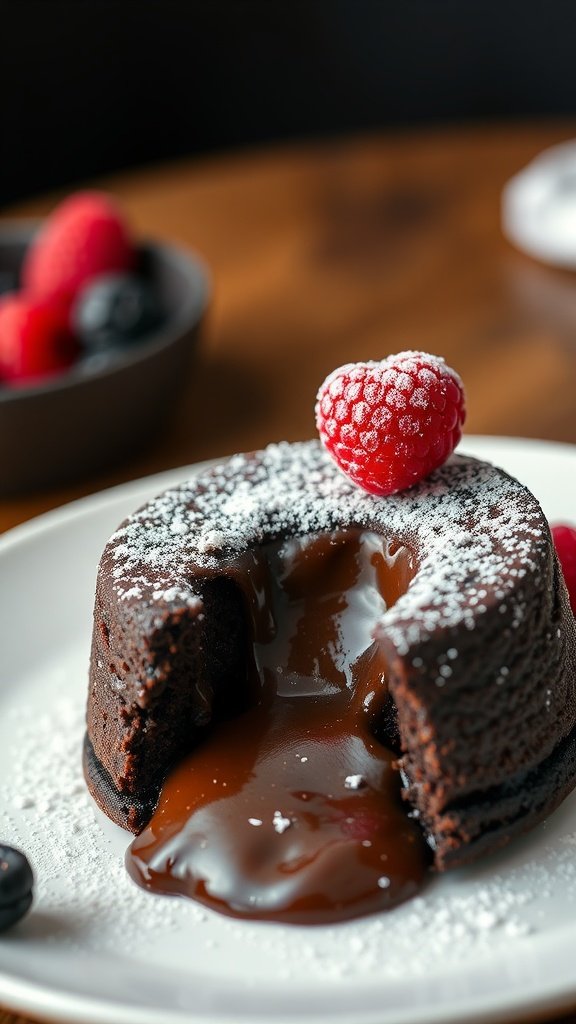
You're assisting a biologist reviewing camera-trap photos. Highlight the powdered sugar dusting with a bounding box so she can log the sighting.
[104,440,548,665]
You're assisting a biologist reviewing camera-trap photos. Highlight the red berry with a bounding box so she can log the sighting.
[23,191,135,303]
[0,293,78,385]
[551,524,576,616]
[315,352,466,496]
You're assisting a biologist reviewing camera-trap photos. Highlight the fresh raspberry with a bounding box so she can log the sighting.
[315,351,466,496]
[0,293,78,385]
[22,191,135,303]
[551,524,576,616]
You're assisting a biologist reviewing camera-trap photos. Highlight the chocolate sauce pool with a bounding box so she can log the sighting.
[127,530,429,923]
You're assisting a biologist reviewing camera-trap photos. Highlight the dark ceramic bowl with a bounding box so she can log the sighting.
[0,224,210,494]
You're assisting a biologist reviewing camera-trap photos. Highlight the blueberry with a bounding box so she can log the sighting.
[0,845,33,932]
[73,273,164,352]
[0,892,33,932]
[0,844,33,903]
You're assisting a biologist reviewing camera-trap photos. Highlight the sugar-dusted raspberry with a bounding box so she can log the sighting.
[22,191,135,303]
[0,293,78,385]
[315,351,466,496]
[551,524,576,616]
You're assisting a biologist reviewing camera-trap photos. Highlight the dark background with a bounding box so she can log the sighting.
[3,0,576,207]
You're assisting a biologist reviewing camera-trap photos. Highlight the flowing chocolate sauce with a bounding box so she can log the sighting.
[127,530,429,923]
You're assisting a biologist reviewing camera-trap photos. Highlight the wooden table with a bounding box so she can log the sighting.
[2,122,576,1024]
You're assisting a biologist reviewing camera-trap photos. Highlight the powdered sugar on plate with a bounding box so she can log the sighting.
[2,648,576,987]
[0,668,197,956]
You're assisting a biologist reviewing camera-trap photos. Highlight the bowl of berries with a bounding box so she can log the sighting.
[0,192,210,494]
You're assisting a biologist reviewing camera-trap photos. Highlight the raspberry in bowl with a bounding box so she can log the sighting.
[0,192,210,493]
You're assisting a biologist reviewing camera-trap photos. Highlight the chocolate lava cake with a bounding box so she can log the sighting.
[85,441,576,873]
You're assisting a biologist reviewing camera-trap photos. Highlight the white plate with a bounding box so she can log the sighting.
[1,436,576,1024]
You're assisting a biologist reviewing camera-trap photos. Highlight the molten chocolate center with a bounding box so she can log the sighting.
[126,530,429,923]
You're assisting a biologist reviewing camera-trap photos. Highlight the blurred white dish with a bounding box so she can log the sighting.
[502,140,576,266]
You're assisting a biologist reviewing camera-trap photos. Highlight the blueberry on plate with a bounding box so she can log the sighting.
[72,273,164,352]
[0,844,33,932]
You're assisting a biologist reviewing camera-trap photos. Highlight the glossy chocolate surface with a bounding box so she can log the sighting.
[127,529,429,923]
